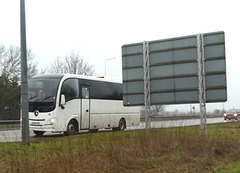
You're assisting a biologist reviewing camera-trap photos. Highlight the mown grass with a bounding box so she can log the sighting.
[1,121,240,173]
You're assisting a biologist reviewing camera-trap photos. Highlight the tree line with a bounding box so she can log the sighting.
[0,44,95,120]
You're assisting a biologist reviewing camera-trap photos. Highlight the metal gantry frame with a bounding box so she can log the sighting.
[143,41,151,134]
[197,34,207,137]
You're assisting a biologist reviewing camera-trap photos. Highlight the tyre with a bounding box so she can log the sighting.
[113,118,126,131]
[64,120,77,136]
[33,131,45,136]
[119,118,125,130]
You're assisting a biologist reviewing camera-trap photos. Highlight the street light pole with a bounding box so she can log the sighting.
[104,57,116,76]
[20,0,30,145]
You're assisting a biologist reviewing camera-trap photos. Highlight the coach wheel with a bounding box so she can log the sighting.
[33,131,45,136]
[112,118,126,131]
[119,119,126,130]
[117,118,126,131]
[64,120,76,136]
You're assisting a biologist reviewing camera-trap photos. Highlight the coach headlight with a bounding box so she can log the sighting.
[46,118,55,125]
[234,113,238,117]
[50,118,55,125]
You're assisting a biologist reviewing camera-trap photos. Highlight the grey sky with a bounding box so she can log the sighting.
[0,0,239,111]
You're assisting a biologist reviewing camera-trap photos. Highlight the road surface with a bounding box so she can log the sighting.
[0,117,228,143]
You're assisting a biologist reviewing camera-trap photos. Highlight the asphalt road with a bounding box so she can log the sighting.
[0,117,227,143]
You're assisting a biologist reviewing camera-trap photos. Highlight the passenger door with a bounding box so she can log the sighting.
[81,86,90,129]
[56,78,80,132]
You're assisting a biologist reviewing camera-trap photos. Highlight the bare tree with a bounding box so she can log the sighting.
[48,51,95,76]
[0,45,38,82]
[0,45,5,73]
[0,44,38,120]
[151,105,166,113]
[50,57,64,74]
[1,45,21,81]
[0,44,5,58]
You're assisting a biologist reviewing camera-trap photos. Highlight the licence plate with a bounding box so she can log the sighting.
[31,121,40,125]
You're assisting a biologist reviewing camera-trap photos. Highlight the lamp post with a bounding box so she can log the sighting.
[20,0,30,145]
[104,57,116,76]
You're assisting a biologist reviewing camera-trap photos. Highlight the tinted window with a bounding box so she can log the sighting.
[61,79,79,101]
[28,78,61,112]
[81,86,89,99]
[78,79,122,100]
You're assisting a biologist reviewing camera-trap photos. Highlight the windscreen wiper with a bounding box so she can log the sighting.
[29,95,38,100]
[41,96,52,102]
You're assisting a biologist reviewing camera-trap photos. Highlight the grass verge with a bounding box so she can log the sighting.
[1,121,240,173]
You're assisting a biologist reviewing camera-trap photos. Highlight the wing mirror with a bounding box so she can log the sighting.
[60,94,66,109]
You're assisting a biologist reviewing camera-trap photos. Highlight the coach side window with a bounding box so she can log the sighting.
[61,79,79,102]
[81,86,89,99]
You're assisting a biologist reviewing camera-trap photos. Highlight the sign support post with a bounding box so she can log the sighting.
[143,41,151,135]
[197,34,207,137]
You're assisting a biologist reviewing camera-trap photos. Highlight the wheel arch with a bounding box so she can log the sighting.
[65,116,79,133]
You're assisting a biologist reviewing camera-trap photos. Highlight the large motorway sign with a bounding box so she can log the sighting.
[122,31,226,106]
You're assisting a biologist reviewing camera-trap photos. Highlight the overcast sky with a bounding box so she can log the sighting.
[0,0,239,112]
